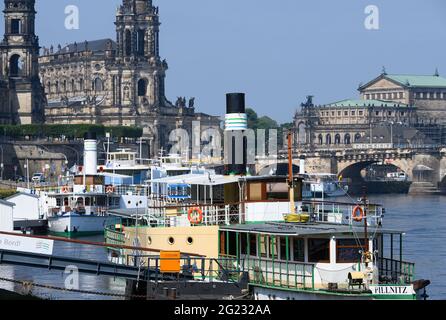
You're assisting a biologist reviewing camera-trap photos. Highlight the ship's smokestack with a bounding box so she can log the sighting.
[224,93,248,175]
[84,132,98,175]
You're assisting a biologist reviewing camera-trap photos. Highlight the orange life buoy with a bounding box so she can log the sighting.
[188,207,203,225]
[61,186,69,193]
[106,186,115,194]
[352,206,364,222]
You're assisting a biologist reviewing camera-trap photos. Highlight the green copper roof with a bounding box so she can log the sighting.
[386,74,446,88]
[325,99,411,108]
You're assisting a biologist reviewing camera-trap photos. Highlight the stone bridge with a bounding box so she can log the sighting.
[256,146,446,190]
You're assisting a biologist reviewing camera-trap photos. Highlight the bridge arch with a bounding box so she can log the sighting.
[338,159,413,183]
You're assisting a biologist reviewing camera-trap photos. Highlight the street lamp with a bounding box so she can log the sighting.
[0,145,3,181]
[24,158,30,189]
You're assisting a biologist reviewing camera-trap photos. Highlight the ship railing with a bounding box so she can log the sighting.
[112,185,149,196]
[239,255,315,290]
[126,253,315,290]
[145,203,243,227]
[302,200,384,226]
[377,257,415,285]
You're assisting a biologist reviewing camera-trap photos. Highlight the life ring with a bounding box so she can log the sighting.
[352,206,364,222]
[106,186,115,194]
[61,186,69,193]
[188,207,203,225]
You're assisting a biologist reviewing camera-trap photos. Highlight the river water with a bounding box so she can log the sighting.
[0,235,127,300]
[0,194,445,300]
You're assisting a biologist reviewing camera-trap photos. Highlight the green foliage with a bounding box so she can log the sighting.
[0,189,17,199]
[246,108,259,129]
[0,124,143,139]
[245,108,294,148]
[256,116,279,130]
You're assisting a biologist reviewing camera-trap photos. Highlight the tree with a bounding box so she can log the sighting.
[246,108,259,129]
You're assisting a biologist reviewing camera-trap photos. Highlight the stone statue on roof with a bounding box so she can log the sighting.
[301,95,314,108]
[188,97,195,109]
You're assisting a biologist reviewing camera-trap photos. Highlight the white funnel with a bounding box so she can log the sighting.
[84,132,98,175]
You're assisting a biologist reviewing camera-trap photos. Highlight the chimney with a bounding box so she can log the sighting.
[84,132,98,175]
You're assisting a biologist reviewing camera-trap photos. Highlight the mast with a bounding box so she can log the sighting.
[288,132,295,215]
[362,186,370,267]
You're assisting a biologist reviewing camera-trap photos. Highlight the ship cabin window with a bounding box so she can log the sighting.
[308,238,330,263]
[63,197,69,206]
[336,239,366,263]
[227,232,237,256]
[220,232,226,255]
[96,196,106,206]
[253,235,278,259]
[249,234,257,256]
[76,197,84,206]
[85,197,91,206]
[278,237,288,261]
[56,198,62,207]
[269,236,278,259]
[248,182,264,201]
[266,182,290,200]
[11,19,21,34]
[293,238,305,262]
[240,233,248,255]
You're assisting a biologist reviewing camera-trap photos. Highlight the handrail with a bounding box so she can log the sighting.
[377,257,415,284]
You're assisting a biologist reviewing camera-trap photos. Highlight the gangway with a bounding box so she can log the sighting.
[0,231,196,282]
[0,249,152,280]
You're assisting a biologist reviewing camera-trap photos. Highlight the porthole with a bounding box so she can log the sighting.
[186,237,193,245]
[168,237,175,245]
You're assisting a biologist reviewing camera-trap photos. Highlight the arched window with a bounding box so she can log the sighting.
[125,29,132,56]
[55,81,59,94]
[335,134,341,145]
[137,29,145,55]
[63,80,67,92]
[47,82,51,94]
[79,78,84,91]
[344,134,351,145]
[71,79,75,92]
[354,133,361,142]
[138,78,147,96]
[326,134,332,145]
[318,134,323,145]
[9,54,21,77]
[93,78,103,92]
[297,122,306,144]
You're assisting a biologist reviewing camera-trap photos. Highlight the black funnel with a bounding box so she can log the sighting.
[84,132,97,140]
[226,93,245,114]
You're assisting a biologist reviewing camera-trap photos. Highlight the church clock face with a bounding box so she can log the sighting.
[94,64,101,71]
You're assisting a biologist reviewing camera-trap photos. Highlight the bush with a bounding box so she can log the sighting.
[0,189,17,199]
[0,124,143,139]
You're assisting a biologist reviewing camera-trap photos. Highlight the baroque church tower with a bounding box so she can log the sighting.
[112,0,170,113]
[0,0,45,124]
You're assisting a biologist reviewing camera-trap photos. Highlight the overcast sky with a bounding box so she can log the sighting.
[1,0,446,123]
